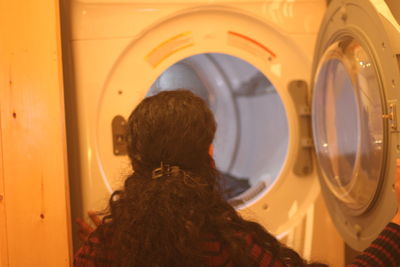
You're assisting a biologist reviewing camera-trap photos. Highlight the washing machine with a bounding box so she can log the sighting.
[61,0,400,254]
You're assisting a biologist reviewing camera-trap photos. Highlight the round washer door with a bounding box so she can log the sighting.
[311,0,400,251]
[94,6,321,238]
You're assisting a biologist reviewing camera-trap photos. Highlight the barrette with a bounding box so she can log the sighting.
[152,162,181,179]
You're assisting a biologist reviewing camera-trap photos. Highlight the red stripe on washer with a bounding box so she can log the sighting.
[228,31,277,58]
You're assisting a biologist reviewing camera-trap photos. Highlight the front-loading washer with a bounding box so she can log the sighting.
[61,0,400,255]
[61,0,326,252]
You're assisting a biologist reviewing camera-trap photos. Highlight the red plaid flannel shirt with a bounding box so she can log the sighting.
[74,223,400,267]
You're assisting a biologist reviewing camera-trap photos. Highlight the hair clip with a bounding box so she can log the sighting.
[152,162,180,179]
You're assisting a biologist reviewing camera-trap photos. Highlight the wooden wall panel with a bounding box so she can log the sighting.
[0,109,9,267]
[0,0,72,266]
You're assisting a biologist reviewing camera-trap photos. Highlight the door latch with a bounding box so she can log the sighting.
[383,103,397,132]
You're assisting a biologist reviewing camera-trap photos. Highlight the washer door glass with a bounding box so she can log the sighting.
[149,53,289,202]
[312,37,385,214]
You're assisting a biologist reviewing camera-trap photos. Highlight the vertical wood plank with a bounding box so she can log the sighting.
[0,106,9,267]
[0,1,10,264]
[0,0,72,265]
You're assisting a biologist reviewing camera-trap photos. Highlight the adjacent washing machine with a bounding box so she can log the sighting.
[62,0,400,252]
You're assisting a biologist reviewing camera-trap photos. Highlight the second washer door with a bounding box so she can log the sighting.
[311,0,400,251]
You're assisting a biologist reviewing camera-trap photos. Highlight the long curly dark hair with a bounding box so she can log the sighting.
[93,90,328,267]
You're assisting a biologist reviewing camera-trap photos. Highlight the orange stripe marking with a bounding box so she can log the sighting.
[228,31,276,58]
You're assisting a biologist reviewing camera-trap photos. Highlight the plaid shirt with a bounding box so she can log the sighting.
[348,223,400,267]
[74,223,400,267]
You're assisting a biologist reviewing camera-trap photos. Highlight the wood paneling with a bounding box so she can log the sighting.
[0,103,9,267]
[0,0,72,265]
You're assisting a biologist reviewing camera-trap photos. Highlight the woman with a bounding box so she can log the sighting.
[75,90,400,267]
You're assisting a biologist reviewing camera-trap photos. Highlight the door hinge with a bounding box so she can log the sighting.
[288,80,313,176]
[112,115,128,156]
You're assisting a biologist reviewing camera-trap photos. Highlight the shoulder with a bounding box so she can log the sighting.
[202,232,284,267]
[348,223,400,267]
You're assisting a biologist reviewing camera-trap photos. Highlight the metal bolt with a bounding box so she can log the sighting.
[355,224,362,239]
[340,6,347,22]
[382,114,393,119]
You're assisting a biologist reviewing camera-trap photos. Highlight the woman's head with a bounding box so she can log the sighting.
[100,90,223,266]
[127,90,216,177]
